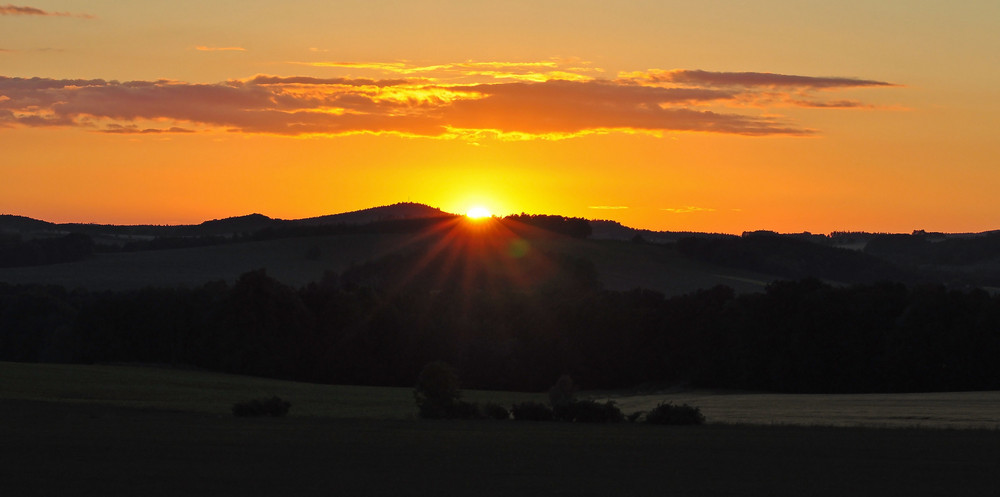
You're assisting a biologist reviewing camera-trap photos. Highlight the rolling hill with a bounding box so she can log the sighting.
[0,205,774,295]
[2,203,999,294]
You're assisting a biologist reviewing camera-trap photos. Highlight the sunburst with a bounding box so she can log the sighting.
[465,206,492,219]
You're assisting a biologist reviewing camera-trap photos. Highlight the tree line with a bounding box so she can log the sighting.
[2,250,999,393]
[0,233,94,267]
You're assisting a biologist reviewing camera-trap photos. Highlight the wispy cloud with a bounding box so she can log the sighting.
[0,63,897,139]
[195,46,246,52]
[786,99,874,109]
[628,69,897,89]
[0,4,94,18]
[620,69,899,109]
[101,124,195,134]
[299,60,598,83]
[661,206,717,214]
[589,206,629,210]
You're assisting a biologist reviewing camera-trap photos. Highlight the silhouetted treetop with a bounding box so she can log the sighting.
[503,214,592,239]
[677,233,907,284]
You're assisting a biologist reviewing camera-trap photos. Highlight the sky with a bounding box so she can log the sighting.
[2,1,998,234]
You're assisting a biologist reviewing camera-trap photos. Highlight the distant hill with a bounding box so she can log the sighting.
[0,215,55,234]
[3,204,1000,291]
[291,202,450,227]
[589,219,730,244]
[677,231,909,285]
[0,202,452,240]
[0,216,777,295]
[175,213,280,236]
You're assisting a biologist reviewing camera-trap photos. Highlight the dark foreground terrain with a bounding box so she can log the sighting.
[3,399,998,497]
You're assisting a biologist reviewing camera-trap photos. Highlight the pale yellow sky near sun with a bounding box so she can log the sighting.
[1,1,998,233]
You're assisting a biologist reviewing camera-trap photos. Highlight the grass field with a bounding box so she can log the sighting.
[0,362,546,419]
[0,233,415,292]
[599,389,1000,430]
[0,233,772,296]
[3,362,1000,496]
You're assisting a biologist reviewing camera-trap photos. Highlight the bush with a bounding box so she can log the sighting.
[414,361,463,419]
[447,400,483,420]
[554,400,624,423]
[511,401,554,421]
[644,402,705,425]
[482,403,510,420]
[548,375,577,407]
[232,396,291,417]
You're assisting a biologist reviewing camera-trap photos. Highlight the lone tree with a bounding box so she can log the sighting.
[414,361,462,418]
[548,374,577,407]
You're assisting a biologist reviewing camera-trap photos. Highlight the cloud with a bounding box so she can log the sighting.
[631,70,897,89]
[0,63,897,138]
[100,124,195,134]
[0,4,94,18]
[248,75,413,87]
[785,99,874,109]
[195,46,246,52]
[299,60,599,83]
[661,206,717,214]
[619,69,899,109]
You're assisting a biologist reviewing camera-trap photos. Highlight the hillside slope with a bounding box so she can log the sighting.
[0,220,773,295]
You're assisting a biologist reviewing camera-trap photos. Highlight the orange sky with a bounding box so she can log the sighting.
[2,1,998,234]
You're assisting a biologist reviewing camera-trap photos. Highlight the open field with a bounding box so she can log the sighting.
[0,233,772,296]
[5,362,1000,428]
[600,390,1000,430]
[3,363,1000,496]
[0,233,415,292]
[0,362,545,419]
[4,398,1000,497]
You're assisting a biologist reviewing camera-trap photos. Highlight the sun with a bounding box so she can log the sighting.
[465,206,492,219]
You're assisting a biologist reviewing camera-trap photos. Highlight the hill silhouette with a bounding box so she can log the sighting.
[0,209,773,295]
[175,213,279,236]
[2,202,452,238]
[2,203,1000,291]
[291,202,449,227]
[0,215,55,233]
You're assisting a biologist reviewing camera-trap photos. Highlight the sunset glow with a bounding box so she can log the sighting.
[466,207,492,219]
[2,2,998,234]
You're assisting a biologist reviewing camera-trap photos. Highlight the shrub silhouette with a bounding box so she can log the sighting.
[232,396,291,417]
[482,403,510,420]
[644,402,705,425]
[554,400,624,423]
[548,375,577,408]
[452,400,485,419]
[415,361,479,419]
[511,401,554,421]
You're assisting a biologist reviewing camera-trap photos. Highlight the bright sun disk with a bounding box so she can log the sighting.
[466,206,492,219]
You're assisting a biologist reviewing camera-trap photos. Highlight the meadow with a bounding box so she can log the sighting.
[0,232,770,296]
[3,362,999,496]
